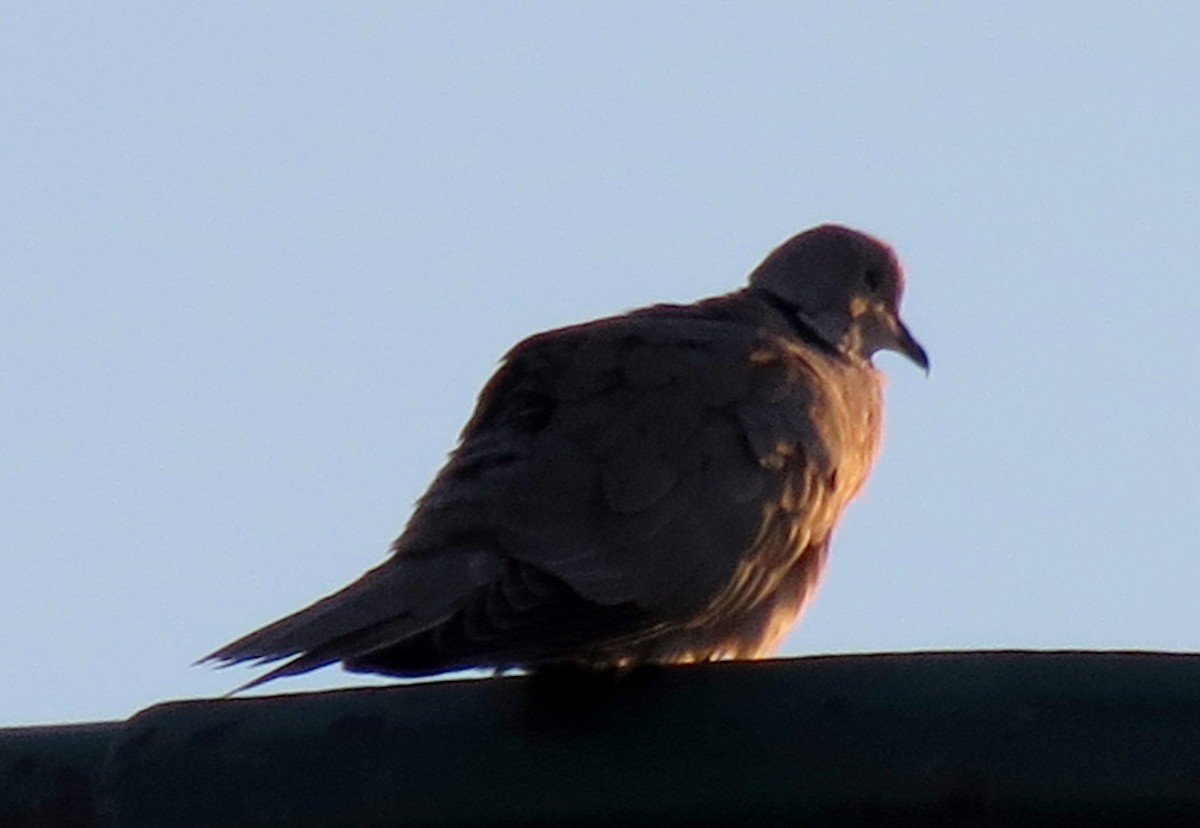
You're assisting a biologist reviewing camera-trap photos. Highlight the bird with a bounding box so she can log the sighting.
[204,224,928,691]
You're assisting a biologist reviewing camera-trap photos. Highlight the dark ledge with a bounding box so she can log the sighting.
[4,651,1200,826]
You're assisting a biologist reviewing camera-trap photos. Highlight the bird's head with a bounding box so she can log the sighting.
[749,224,929,372]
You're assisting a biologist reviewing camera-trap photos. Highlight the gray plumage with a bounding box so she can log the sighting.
[204,224,928,690]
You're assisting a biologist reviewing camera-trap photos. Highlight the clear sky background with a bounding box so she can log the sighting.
[3,4,1198,727]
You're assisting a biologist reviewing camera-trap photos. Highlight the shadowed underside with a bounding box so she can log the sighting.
[204,224,926,690]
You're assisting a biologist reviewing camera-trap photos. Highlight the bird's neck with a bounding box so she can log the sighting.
[751,289,846,360]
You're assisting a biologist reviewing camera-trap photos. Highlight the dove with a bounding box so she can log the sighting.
[204,224,927,690]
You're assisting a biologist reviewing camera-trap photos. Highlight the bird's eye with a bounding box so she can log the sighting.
[863,269,882,293]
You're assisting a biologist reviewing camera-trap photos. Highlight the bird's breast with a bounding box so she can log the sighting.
[756,335,884,519]
[665,335,885,659]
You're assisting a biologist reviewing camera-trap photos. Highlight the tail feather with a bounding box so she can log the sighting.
[222,653,341,695]
[202,549,503,687]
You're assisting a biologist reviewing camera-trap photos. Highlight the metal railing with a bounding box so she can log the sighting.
[4,651,1200,826]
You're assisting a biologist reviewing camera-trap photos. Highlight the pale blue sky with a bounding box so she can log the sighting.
[3,4,1198,726]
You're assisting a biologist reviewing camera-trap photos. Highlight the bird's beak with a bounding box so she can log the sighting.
[850,300,931,373]
[890,316,930,374]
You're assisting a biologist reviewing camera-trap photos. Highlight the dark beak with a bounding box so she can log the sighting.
[891,317,930,374]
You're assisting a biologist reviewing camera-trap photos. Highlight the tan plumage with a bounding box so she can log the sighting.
[204,224,928,689]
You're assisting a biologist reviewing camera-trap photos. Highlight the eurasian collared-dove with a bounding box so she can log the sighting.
[205,224,927,689]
